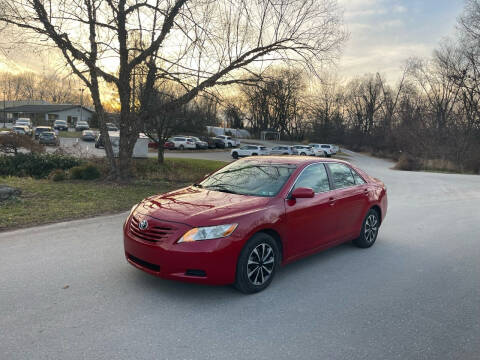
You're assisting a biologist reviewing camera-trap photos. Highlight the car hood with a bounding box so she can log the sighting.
[135,186,271,226]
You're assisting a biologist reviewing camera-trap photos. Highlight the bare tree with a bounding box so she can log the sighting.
[0,0,346,180]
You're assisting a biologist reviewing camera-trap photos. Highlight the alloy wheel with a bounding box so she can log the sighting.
[247,243,275,286]
[365,214,378,243]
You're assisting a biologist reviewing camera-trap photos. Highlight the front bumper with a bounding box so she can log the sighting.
[123,215,244,285]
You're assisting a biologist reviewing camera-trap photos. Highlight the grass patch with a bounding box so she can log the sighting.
[58,131,82,138]
[132,158,227,183]
[0,158,227,231]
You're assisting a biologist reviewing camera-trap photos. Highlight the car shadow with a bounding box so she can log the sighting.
[125,242,368,299]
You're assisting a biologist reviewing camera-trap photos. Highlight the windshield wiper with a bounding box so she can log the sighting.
[203,185,240,195]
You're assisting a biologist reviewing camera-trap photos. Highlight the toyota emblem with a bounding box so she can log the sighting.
[139,219,148,230]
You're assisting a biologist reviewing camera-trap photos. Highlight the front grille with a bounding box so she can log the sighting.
[129,216,176,243]
[127,254,160,272]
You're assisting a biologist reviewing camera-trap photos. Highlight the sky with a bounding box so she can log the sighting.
[337,0,465,81]
[0,0,467,83]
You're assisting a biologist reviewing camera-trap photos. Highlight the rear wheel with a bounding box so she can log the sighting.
[252,153,258,156]
[179,145,185,150]
[235,233,280,294]
[353,209,380,248]
[300,152,306,156]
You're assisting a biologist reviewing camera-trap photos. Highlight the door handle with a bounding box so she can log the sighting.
[363,189,369,196]
[329,197,336,206]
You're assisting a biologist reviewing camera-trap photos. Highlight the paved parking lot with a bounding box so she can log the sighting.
[1,151,479,359]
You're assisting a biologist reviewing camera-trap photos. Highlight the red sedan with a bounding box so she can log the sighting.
[124,157,387,293]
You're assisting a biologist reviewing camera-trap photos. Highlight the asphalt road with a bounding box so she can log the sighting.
[1,151,480,359]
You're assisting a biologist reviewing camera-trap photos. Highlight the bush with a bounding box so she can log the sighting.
[394,154,422,171]
[49,169,67,182]
[0,153,81,178]
[0,133,44,155]
[70,164,101,180]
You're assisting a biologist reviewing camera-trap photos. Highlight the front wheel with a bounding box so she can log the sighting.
[300,152,306,156]
[232,151,239,159]
[235,233,280,294]
[179,145,185,150]
[353,209,380,248]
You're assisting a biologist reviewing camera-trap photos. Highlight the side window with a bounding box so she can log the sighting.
[352,169,366,185]
[293,164,330,193]
[327,163,355,189]
[240,146,249,150]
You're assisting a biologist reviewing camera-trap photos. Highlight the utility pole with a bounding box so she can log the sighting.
[3,89,6,128]
[79,88,85,125]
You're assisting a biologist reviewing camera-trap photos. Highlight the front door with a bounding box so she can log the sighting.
[285,163,337,257]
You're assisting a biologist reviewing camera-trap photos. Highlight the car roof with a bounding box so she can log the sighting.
[238,155,349,166]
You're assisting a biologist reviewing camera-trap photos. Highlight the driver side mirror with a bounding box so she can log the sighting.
[291,187,315,199]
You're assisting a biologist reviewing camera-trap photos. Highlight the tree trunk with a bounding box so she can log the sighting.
[157,143,165,164]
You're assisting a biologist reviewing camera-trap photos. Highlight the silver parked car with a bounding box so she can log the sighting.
[269,145,295,155]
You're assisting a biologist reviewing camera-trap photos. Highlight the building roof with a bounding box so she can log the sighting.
[0,100,51,110]
[3,104,94,114]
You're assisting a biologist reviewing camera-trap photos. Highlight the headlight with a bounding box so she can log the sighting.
[177,224,238,243]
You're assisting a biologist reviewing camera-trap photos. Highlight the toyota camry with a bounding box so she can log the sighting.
[124,157,387,293]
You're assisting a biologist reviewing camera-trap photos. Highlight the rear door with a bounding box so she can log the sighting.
[285,163,338,256]
[326,163,370,241]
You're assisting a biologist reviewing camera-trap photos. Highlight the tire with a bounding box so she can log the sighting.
[252,153,258,156]
[228,143,232,148]
[234,232,280,294]
[353,209,380,248]
[179,145,185,150]
[300,152,306,156]
[232,151,239,159]
[323,151,328,157]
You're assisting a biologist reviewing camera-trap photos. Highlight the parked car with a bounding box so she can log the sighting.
[215,135,240,147]
[164,140,175,150]
[82,130,96,141]
[189,136,209,150]
[292,145,315,156]
[16,118,31,125]
[34,126,53,139]
[269,145,295,155]
[95,133,105,148]
[231,145,269,159]
[106,123,119,131]
[199,136,217,149]
[38,131,60,146]
[15,118,32,134]
[53,120,69,131]
[124,157,387,293]
[309,144,338,157]
[213,138,226,149]
[75,121,90,131]
[169,136,197,150]
[12,125,29,135]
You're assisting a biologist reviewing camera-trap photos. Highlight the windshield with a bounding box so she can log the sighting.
[200,160,296,197]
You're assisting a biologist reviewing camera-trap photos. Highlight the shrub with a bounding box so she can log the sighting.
[0,153,81,178]
[0,133,44,155]
[70,164,101,180]
[394,154,422,171]
[49,169,67,182]
[82,164,101,180]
